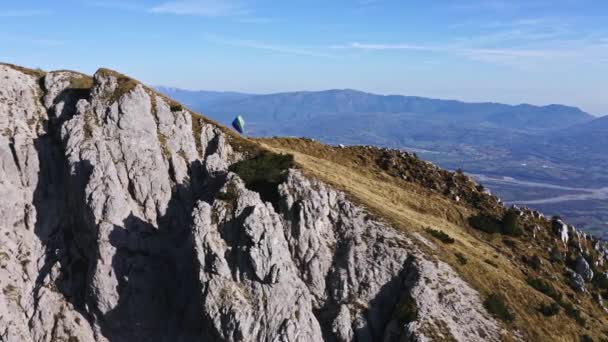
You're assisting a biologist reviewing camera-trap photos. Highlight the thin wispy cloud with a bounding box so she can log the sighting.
[149,0,246,17]
[205,34,339,59]
[0,10,53,17]
[87,1,144,11]
[337,13,608,68]
[337,41,591,69]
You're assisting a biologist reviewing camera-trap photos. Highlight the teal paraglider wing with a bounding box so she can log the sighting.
[232,115,245,134]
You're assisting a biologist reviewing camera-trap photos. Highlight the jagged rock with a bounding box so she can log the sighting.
[552,218,569,245]
[549,247,563,263]
[574,256,594,282]
[566,269,587,293]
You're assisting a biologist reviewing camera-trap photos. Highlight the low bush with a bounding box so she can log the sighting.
[425,228,455,244]
[562,301,586,326]
[229,152,295,209]
[484,293,514,322]
[469,214,502,234]
[455,252,468,265]
[537,302,560,317]
[526,277,563,302]
[230,151,294,185]
[469,210,523,236]
[502,210,523,236]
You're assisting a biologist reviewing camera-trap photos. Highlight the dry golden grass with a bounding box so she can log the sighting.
[260,137,608,341]
[0,63,46,78]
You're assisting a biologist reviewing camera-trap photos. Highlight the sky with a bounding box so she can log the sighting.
[1,0,607,115]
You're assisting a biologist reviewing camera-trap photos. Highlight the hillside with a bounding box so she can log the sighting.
[159,87,608,237]
[1,63,608,341]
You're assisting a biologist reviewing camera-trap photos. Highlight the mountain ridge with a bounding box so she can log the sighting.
[1,63,608,341]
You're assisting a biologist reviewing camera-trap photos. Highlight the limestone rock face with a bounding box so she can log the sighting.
[0,64,501,341]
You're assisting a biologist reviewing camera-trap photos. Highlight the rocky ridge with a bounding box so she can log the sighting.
[0,63,510,341]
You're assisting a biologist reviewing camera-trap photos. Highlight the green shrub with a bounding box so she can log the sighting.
[425,228,455,244]
[455,252,468,265]
[537,302,560,317]
[230,152,294,185]
[484,293,514,322]
[469,211,523,236]
[562,301,586,326]
[502,210,523,236]
[229,152,295,209]
[469,214,502,234]
[526,277,563,302]
[170,103,183,112]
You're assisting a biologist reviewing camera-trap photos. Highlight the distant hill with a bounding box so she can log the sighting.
[159,88,593,130]
[154,87,253,112]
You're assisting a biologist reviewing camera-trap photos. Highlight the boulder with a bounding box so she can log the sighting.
[566,269,587,293]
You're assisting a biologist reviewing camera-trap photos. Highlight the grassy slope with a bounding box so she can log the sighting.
[261,138,608,342]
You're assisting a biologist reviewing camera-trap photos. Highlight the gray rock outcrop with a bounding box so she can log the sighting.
[566,269,587,293]
[0,64,502,341]
[574,255,594,282]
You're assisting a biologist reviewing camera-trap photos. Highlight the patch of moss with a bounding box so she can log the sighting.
[0,63,46,78]
[191,114,204,157]
[97,68,139,104]
[158,133,171,159]
[484,293,514,323]
[425,227,455,244]
[170,103,183,112]
[69,75,93,89]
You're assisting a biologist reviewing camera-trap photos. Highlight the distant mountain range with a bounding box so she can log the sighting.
[157,87,594,131]
[157,86,608,236]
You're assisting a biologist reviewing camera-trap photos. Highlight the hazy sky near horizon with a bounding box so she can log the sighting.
[1,0,607,114]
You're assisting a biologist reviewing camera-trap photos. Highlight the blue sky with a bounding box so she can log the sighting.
[1,0,607,114]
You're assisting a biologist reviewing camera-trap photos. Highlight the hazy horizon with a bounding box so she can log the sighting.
[156,86,605,116]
